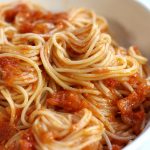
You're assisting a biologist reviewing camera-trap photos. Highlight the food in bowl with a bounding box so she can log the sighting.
[0,1,149,150]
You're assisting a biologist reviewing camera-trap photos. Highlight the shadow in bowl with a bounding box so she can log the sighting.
[107,18,136,48]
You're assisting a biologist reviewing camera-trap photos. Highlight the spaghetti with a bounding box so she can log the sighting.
[0,1,149,150]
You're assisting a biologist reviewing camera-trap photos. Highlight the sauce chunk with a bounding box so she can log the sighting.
[4,4,68,34]
[47,91,84,112]
[19,130,35,150]
[0,57,20,85]
[117,83,150,134]
[0,121,16,143]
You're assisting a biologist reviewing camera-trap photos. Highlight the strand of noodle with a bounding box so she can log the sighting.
[98,81,115,99]
[128,46,147,64]
[0,28,7,44]
[30,109,71,129]
[41,47,100,94]
[122,82,134,92]
[106,131,135,141]
[103,132,112,150]
[54,55,127,73]
[69,57,139,80]
[83,99,115,132]
[72,109,92,132]
[35,87,54,108]
[5,131,24,149]
[33,124,103,150]
[0,53,42,126]
[13,85,28,108]
[52,34,111,67]
[1,88,16,124]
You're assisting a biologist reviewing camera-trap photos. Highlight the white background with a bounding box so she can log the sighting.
[138,0,150,8]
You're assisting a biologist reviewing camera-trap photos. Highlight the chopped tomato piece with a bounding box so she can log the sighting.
[103,78,120,88]
[4,4,28,22]
[19,130,35,150]
[0,122,16,143]
[0,145,5,150]
[47,91,85,112]
[0,57,21,85]
[128,74,145,87]
[117,82,150,134]
[4,4,67,34]
[132,110,145,134]
[112,145,121,150]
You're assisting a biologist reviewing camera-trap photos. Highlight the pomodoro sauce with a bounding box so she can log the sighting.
[4,4,68,34]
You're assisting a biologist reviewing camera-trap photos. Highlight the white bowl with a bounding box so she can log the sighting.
[1,0,150,149]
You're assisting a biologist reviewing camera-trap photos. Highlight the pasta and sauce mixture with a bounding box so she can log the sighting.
[0,1,149,150]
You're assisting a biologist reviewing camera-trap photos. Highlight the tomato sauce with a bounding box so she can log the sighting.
[0,121,16,143]
[128,74,145,86]
[14,109,22,125]
[4,4,68,34]
[0,145,5,150]
[132,46,141,55]
[19,130,35,150]
[3,129,35,150]
[117,82,150,134]
[47,91,85,112]
[93,68,110,74]
[82,142,100,150]
[4,4,29,23]
[0,57,20,85]
[112,145,121,150]
[103,78,120,88]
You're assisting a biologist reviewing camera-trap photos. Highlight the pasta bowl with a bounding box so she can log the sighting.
[0,0,150,149]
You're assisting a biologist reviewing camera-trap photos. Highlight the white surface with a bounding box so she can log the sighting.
[137,0,150,9]
[0,0,150,149]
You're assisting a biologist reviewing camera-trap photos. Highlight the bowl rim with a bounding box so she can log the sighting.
[124,1,150,149]
[0,0,150,149]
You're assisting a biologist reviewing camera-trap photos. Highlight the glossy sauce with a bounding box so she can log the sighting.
[0,121,16,143]
[128,74,144,87]
[0,57,20,85]
[93,68,110,74]
[117,82,150,134]
[112,145,121,150]
[19,130,35,150]
[4,4,68,34]
[103,78,120,88]
[47,91,85,112]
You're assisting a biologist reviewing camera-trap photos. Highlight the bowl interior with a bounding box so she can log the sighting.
[34,0,150,59]
[3,0,150,57]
